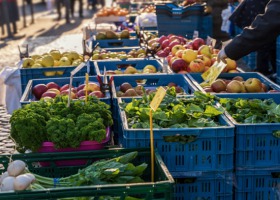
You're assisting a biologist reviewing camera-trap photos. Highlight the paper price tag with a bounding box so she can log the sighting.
[150,86,166,111]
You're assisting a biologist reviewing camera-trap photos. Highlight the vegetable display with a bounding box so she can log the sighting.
[10,96,113,153]
[219,97,280,124]
[120,89,224,128]
[0,152,147,198]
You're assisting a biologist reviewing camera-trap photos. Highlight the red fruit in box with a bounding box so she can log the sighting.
[32,84,48,100]
[46,82,60,90]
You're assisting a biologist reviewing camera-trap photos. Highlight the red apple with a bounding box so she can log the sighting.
[187,59,205,73]
[76,89,86,98]
[47,88,60,95]
[161,39,170,49]
[156,50,168,58]
[41,91,57,99]
[177,70,188,74]
[183,41,193,49]
[175,49,185,58]
[32,84,48,100]
[163,47,171,54]
[60,84,69,92]
[210,79,227,93]
[89,91,105,98]
[46,82,60,90]
[158,35,168,45]
[171,58,188,73]
[169,40,180,50]
[61,90,77,99]
[192,38,205,50]
[87,82,100,92]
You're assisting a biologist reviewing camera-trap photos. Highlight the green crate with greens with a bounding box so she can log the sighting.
[0,148,174,200]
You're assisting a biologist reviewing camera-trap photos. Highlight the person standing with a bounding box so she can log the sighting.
[70,0,83,18]
[226,0,277,76]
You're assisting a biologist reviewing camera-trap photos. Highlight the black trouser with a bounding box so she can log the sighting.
[70,0,83,18]
[56,0,70,22]
[255,40,277,75]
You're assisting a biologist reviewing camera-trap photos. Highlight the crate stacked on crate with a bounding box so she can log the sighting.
[215,93,280,200]
[276,36,280,84]
[19,50,89,94]
[0,148,175,199]
[117,90,235,199]
[155,3,212,39]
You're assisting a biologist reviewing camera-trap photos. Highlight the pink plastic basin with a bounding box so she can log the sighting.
[39,127,111,166]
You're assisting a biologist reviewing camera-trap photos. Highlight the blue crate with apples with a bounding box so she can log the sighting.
[187,72,280,95]
[20,76,111,106]
[93,58,171,76]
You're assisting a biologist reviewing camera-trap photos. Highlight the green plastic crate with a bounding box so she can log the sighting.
[0,148,174,200]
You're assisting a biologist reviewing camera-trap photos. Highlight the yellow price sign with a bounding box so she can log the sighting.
[150,86,166,111]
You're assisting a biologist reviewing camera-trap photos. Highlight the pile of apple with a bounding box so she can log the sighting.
[32,81,104,101]
[105,64,158,75]
[96,7,129,17]
[22,50,83,76]
[117,82,183,97]
[203,76,280,93]
[91,48,147,60]
[147,34,238,74]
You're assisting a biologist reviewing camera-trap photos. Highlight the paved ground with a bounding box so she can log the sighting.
[0,0,113,70]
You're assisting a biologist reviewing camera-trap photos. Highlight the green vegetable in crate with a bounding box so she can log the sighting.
[121,90,224,128]
[9,96,113,153]
[219,97,280,124]
[28,151,147,188]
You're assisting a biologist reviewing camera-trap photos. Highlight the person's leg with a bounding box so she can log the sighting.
[79,0,83,18]
[12,21,17,34]
[56,0,62,20]
[70,0,75,18]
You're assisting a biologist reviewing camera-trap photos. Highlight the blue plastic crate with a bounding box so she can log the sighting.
[103,46,143,53]
[110,74,198,142]
[187,72,280,95]
[20,76,111,106]
[118,96,235,172]
[156,3,206,38]
[93,58,171,75]
[200,15,213,39]
[218,94,280,168]
[173,171,234,200]
[235,169,280,200]
[20,64,90,94]
[92,38,140,48]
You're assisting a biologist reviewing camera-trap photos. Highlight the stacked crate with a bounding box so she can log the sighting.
[155,3,212,39]
[115,75,235,199]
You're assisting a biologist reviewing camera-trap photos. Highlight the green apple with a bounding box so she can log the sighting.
[41,55,54,67]
[143,65,157,73]
[50,49,62,60]
[22,58,35,68]
[124,66,138,74]
[31,54,41,61]
[31,63,43,68]
[137,53,146,58]
[72,59,83,66]
[67,51,80,63]
[244,78,263,93]
[92,54,100,60]
[59,56,71,66]
[119,54,128,60]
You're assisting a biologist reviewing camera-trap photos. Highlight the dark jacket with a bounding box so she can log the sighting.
[229,0,270,29]
[225,0,280,60]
